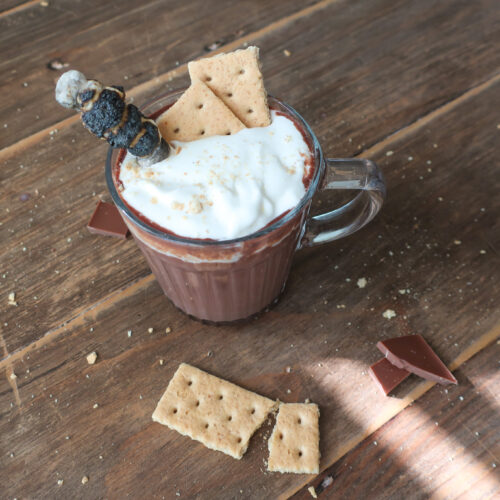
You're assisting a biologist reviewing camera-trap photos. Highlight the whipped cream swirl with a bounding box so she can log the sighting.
[119,110,311,240]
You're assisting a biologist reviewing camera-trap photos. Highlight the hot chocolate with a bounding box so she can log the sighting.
[56,46,385,323]
[108,92,319,322]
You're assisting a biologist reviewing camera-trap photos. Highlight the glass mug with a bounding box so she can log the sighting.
[106,91,386,322]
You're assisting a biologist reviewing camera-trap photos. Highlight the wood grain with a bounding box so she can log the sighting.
[0,0,321,148]
[292,340,500,500]
[0,0,41,17]
[1,79,499,498]
[4,0,500,152]
[2,0,500,357]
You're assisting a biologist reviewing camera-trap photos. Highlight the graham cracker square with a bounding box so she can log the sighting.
[156,80,245,142]
[188,46,271,128]
[267,403,320,474]
[152,363,278,459]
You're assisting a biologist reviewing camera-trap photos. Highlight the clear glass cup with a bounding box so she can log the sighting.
[106,90,386,322]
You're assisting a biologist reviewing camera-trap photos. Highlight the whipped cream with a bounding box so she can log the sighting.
[119,110,311,240]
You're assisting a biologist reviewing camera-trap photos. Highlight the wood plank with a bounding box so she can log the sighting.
[1,80,499,499]
[292,340,500,500]
[3,0,500,151]
[0,0,321,148]
[1,0,500,356]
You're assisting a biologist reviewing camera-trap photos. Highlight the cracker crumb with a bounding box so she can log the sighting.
[148,327,154,334]
[8,292,17,306]
[86,352,97,365]
[127,330,132,337]
[308,486,318,498]
[10,372,17,380]
[286,389,291,394]
[382,309,396,319]
[479,250,486,254]
[285,366,292,373]
[386,150,393,156]
[283,49,291,57]
[321,476,333,488]
[438,196,444,201]
[453,240,462,245]
[165,327,171,334]
[336,304,346,309]
[81,476,89,484]
[57,479,63,486]
[93,403,99,409]
[398,289,406,295]
[159,359,165,366]
[171,201,185,211]
[357,277,367,288]
[188,199,203,214]
[41,1,49,6]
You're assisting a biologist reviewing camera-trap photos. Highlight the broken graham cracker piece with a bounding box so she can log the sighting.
[152,363,278,459]
[157,80,245,142]
[268,403,320,474]
[188,46,271,128]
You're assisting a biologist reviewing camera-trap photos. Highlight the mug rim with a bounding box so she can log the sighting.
[105,91,324,247]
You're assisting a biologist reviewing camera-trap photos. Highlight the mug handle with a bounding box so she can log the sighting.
[300,158,386,247]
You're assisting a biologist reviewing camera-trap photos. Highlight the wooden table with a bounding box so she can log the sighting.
[1,0,499,498]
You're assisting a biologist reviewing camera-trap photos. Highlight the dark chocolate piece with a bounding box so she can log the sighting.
[87,201,129,239]
[377,335,457,385]
[369,358,410,396]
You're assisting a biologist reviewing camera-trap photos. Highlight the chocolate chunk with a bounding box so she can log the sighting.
[87,201,129,239]
[369,358,410,396]
[377,335,457,385]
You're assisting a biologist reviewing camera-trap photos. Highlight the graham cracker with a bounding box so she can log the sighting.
[267,403,320,474]
[188,46,271,128]
[152,363,278,459]
[157,80,245,142]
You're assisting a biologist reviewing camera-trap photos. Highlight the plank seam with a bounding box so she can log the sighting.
[359,72,500,159]
[0,274,154,368]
